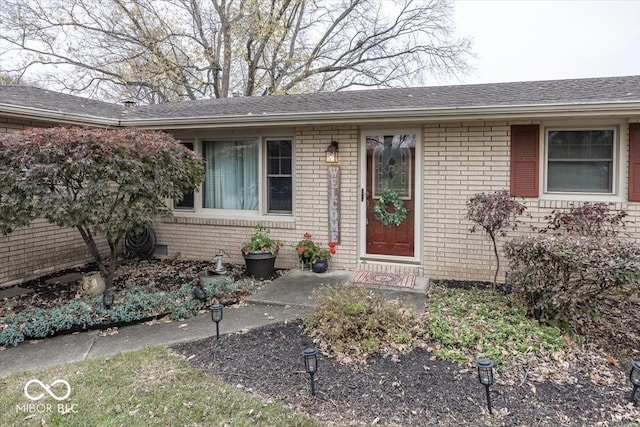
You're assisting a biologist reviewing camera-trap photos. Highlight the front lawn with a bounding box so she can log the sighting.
[0,346,320,427]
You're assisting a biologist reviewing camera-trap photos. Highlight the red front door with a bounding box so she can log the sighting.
[365,134,415,257]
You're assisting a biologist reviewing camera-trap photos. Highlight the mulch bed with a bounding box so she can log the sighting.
[173,319,639,426]
[0,259,284,314]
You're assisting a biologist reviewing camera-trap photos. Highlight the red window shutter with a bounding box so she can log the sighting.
[510,124,539,197]
[629,123,640,202]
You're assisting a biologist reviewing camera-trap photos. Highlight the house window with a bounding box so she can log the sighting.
[199,138,293,214]
[174,142,195,210]
[203,139,259,210]
[266,139,292,213]
[546,129,614,193]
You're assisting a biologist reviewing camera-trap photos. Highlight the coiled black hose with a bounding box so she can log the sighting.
[124,224,156,259]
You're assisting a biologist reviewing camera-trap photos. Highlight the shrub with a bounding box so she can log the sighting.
[505,202,638,326]
[303,284,426,361]
[505,234,640,325]
[466,189,527,287]
[539,202,628,237]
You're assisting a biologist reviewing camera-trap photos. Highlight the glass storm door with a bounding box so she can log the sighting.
[365,134,415,257]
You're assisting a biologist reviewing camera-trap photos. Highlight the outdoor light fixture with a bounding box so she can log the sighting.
[210,303,223,340]
[302,347,319,396]
[102,290,115,309]
[475,358,495,414]
[325,140,339,164]
[192,284,207,301]
[630,360,640,402]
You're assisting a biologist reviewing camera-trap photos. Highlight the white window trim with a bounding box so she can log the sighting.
[171,136,295,221]
[538,119,627,202]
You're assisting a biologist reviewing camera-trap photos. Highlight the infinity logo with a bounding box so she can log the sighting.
[24,379,71,401]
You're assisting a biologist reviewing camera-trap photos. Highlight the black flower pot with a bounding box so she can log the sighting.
[243,251,278,279]
[311,260,328,273]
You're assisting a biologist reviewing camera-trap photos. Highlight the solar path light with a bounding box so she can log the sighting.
[302,348,319,396]
[210,303,223,340]
[475,358,495,414]
[102,290,115,309]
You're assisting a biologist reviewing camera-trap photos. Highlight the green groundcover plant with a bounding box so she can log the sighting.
[425,282,566,370]
[0,277,257,347]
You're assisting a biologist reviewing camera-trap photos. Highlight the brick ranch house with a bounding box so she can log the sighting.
[1,75,639,287]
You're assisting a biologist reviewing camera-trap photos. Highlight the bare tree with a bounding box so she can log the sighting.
[0,0,471,103]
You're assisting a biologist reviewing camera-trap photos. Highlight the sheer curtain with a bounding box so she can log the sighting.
[203,140,259,210]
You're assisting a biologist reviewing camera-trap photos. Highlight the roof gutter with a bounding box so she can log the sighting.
[0,104,120,127]
[1,101,639,131]
[123,102,640,130]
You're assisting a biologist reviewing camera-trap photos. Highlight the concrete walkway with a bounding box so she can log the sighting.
[0,269,427,377]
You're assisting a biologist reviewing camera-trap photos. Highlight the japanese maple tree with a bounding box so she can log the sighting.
[0,126,204,288]
[467,189,527,287]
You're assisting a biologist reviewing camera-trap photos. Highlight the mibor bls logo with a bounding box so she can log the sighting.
[17,379,78,414]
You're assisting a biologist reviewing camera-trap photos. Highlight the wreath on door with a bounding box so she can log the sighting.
[373,190,408,227]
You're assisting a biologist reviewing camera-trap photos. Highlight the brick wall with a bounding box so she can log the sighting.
[421,121,512,281]
[421,120,639,282]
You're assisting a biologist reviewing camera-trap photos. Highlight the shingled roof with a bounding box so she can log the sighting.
[1,75,639,127]
[0,85,123,119]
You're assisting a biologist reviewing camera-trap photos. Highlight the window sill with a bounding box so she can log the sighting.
[538,192,625,204]
[161,212,295,229]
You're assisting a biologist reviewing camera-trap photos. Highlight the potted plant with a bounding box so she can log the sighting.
[241,224,283,279]
[295,233,336,273]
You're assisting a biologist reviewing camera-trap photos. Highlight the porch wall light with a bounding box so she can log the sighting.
[630,360,640,402]
[302,347,319,396]
[475,358,495,414]
[102,290,115,309]
[325,140,339,164]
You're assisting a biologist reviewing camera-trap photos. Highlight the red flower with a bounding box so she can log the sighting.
[328,242,336,247]
[304,232,312,239]
[329,248,336,255]
[297,247,306,253]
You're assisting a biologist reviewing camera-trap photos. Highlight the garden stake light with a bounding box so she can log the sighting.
[302,348,318,396]
[210,303,223,340]
[630,360,640,402]
[192,284,207,301]
[102,290,115,309]
[475,358,495,414]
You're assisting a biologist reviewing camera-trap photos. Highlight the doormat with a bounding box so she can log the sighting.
[351,271,416,289]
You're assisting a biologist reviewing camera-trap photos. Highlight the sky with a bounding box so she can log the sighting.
[447,0,640,85]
